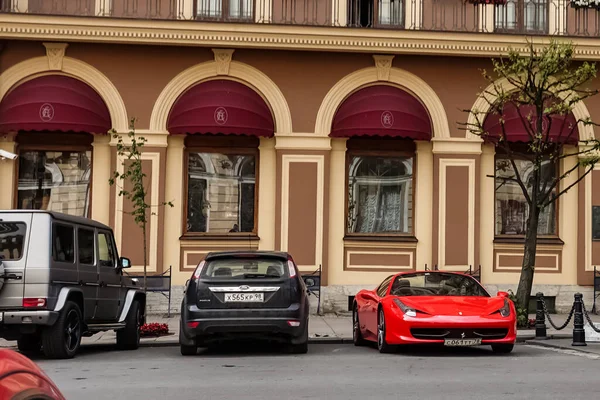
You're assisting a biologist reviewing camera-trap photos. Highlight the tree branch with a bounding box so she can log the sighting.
[542,164,595,208]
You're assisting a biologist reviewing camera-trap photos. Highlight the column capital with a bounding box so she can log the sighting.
[258,137,276,150]
[92,134,111,147]
[167,135,186,149]
[330,137,348,152]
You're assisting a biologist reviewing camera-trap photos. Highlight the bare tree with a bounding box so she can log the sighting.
[463,39,600,317]
[109,118,173,291]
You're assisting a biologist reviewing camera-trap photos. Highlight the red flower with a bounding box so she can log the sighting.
[140,323,169,337]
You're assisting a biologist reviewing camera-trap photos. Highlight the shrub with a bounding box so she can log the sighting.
[140,323,169,337]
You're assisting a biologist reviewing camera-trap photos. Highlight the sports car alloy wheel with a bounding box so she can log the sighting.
[377,309,394,353]
[353,306,367,346]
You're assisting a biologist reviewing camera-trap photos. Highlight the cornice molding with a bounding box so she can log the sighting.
[3,14,600,58]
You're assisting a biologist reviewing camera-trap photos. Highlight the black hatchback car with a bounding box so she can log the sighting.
[179,251,310,355]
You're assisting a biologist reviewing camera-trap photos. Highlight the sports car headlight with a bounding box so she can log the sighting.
[393,298,417,317]
[498,299,511,317]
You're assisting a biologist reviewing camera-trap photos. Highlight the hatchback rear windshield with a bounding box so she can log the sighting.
[201,258,288,279]
[0,222,27,261]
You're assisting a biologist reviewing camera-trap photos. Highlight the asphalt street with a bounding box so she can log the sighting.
[32,343,599,400]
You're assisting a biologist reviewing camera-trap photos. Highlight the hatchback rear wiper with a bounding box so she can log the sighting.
[242,274,282,279]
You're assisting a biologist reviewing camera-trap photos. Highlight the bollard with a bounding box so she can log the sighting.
[535,292,547,340]
[572,293,587,347]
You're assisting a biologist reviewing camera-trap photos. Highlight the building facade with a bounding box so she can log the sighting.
[1,0,600,313]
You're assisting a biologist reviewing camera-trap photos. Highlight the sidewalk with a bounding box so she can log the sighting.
[1,312,599,349]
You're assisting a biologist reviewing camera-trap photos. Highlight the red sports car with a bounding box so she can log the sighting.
[352,271,517,353]
[0,349,66,400]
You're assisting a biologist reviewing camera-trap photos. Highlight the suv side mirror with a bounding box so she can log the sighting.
[120,257,131,269]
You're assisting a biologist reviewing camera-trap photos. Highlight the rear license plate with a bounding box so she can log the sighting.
[444,338,482,347]
[224,293,264,302]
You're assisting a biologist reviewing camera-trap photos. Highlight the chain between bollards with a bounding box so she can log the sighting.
[535,292,547,339]
[572,293,587,347]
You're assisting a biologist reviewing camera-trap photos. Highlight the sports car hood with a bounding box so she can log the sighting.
[395,296,506,316]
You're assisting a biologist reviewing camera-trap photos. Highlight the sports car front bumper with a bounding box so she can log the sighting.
[384,309,517,345]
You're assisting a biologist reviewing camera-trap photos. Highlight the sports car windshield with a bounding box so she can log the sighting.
[389,273,489,297]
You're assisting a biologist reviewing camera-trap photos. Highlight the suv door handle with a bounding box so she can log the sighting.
[1,273,22,280]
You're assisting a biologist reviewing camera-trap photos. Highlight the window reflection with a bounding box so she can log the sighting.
[494,156,557,236]
[17,151,92,217]
[347,155,413,234]
[187,153,256,234]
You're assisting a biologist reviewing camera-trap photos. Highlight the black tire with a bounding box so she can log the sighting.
[116,300,142,350]
[491,344,514,354]
[17,333,41,354]
[377,308,395,354]
[42,301,82,359]
[353,305,368,347]
[180,345,197,356]
[288,320,309,354]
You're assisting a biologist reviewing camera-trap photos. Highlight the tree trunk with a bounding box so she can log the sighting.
[515,207,540,314]
[142,216,147,293]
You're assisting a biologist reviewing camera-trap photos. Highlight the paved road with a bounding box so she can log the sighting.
[32,343,599,400]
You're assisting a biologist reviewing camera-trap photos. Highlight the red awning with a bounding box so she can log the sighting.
[167,79,274,137]
[330,85,432,140]
[0,75,111,134]
[482,102,579,145]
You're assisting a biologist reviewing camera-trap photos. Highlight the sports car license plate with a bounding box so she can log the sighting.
[224,293,264,302]
[444,338,482,347]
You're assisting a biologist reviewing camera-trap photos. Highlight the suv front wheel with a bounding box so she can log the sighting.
[116,300,142,350]
[42,301,82,359]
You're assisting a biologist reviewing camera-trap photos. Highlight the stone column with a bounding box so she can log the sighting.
[162,135,185,278]
[257,137,276,250]
[0,133,17,209]
[91,134,111,225]
[415,140,433,270]
[327,138,347,286]
[479,143,495,280]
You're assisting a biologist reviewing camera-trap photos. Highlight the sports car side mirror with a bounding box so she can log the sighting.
[497,291,509,298]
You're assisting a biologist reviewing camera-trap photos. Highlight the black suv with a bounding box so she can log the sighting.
[179,251,309,355]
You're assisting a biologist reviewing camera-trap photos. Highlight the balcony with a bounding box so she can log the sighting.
[1,1,600,42]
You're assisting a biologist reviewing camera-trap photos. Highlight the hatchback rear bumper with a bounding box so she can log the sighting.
[180,303,307,345]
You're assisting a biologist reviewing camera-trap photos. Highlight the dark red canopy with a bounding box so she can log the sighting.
[167,79,274,137]
[0,75,111,134]
[330,85,432,140]
[483,102,579,145]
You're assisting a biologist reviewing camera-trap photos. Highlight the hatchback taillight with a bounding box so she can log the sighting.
[191,260,206,281]
[23,298,46,308]
[287,260,297,278]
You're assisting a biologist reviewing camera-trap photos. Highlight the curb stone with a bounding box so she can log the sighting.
[525,339,600,355]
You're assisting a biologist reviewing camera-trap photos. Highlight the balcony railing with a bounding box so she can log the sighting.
[1,0,600,37]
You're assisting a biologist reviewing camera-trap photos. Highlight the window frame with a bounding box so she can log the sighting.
[344,144,417,241]
[376,275,394,297]
[494,0,550,35]
[182,142,260,239]
[193,0,254,22]
[493,148,561,242]
[77,226,96,266]
[51,222,75,264]
[97,230,117,268]
[14,132,94,218]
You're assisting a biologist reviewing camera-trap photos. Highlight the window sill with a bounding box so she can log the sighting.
[344,235,418,243]
[493,237,564,246]
[179,234,261,241]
